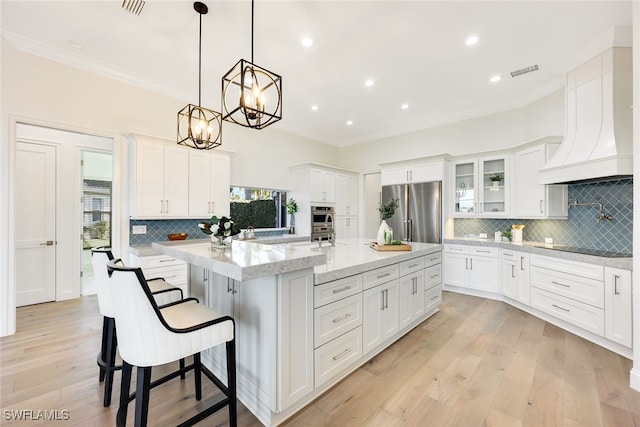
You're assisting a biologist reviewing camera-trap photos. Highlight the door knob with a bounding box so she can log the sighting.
[40,241,54,246]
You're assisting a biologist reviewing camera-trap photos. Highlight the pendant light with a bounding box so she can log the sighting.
[221,0,282,129]
[178,1,222,150]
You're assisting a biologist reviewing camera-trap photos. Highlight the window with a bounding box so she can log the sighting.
[230,187,287,229]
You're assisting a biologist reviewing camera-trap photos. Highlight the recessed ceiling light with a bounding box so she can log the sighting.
[364,79,375,87]
[346,120,354,126]
[301,37,313,47]
[401,103,409,110]
[311,105,319,111]
[489,75,502,83]
[465,35,479,46]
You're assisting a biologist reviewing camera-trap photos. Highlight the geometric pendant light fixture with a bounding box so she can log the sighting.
[221,0,282,129]
[177,1,222,149]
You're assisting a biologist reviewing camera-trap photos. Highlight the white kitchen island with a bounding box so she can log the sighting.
[153,238,442,426]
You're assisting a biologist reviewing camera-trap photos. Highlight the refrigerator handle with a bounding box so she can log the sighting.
[407,219,412,241]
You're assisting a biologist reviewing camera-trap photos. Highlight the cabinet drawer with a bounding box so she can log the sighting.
[315,326,362,388]
[531,266,604,309]
[399,257,424,277]
[530,287,604,336]
[501,249,517,260]
[135,255,186,268]
[444,244,468,255]
[469,246,499,257]
[314,275,362,308]
[530,254,603,281]
[142,265,188,283]
[363,264,399,290]
[424,251,442,268]
[314,294,362,348]
[424,264,442,290]
[424,285,442,313]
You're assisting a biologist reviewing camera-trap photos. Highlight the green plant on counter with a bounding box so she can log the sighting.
[378,197,400,220]
[501,230,512,241]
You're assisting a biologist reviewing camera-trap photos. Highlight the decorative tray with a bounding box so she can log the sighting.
[369,242,412,251]
[167,233,188,241]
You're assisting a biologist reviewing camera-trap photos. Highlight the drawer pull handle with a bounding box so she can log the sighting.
[408,263,419,268]
[376,273,391,279]
[332,285,352,294]
[159,259,175,263]
[332,348,351,361]
[476,250,490,254]
[332,313,352,323]
[551,280,570,288]
[552,304,570,312]
[430,295,439,301]
[430,274,439,279]
[614,274,620,295]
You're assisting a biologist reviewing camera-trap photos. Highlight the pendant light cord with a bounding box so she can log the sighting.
[198,11,202,107]
[251,0,254,64]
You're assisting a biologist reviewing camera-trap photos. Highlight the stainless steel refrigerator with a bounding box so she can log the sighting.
[381,181,441,243]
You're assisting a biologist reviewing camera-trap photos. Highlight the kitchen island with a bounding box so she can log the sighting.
[153,238,442,426]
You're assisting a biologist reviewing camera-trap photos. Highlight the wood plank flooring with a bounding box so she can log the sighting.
[2,292,639,426]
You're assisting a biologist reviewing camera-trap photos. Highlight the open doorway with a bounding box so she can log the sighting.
[81,151,113,295]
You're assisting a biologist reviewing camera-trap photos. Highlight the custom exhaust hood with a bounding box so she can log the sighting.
[539,44,633,185]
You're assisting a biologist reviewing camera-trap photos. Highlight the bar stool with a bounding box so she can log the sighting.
[90,248,184,407]
[106,261,237,427]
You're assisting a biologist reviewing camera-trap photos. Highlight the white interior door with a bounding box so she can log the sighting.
[15,142,56,306]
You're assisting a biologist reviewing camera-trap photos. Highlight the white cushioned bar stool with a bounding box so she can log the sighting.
[91,248,184,407]
[106,261,237,427]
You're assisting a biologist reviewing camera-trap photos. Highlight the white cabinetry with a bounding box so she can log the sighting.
[311,169,335,203]
[443,244,500,293]
[335,217,358,240]
[206,269,314,413]
[452,155,509,217]
[500,249,530,304]
[188,150,230,218]
[129,254,188,296]
[530,255,605,336]
[129,135,189,218]
[335,173,358,216]
[398,257,425,329]
[512,139,568,219]
[380,156,450,186]
[604,267,632,347]
[362,265,400,355]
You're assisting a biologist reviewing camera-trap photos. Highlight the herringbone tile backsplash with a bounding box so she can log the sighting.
[454,179,633,254]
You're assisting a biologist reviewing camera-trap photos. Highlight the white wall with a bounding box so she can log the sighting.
[338,90,565,173]
[0,41,338,336]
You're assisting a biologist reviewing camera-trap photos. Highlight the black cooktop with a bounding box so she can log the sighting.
[535,245,632,258]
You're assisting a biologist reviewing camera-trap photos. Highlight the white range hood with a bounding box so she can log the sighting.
[539,47,633,184]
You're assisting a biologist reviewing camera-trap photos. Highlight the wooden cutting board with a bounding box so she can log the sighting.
[369,242,412,251]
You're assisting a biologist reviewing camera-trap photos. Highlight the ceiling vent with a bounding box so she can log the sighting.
[510,64,539,78]
[122,0,145,15]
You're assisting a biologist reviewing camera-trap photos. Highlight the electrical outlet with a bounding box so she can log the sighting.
[132,225,147,235]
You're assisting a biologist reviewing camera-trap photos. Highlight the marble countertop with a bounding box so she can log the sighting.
[444,238,633,270]
[130,234,311,257]
[152,238,326,281]
[284,238,442,285]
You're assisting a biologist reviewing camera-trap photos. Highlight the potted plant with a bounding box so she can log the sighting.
[377,197,399,245]
[198,215,240,247]
[286,198,298,234]
[489,173,503,187]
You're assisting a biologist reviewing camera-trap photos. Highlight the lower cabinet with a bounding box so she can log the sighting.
[363,279,400,355]
[500,249,530,304]
[443,244,500,293]
[604,267,633,347]
[129,253,188,295]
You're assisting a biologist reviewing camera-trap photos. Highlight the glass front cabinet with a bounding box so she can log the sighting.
[453,155,509,217]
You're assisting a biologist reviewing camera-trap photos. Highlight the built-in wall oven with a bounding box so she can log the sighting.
[311,206,335,241]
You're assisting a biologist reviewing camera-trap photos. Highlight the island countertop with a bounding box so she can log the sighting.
[279,238,442,285]
[152,239,326,281]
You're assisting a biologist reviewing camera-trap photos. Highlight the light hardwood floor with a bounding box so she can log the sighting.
[2,292,639,426]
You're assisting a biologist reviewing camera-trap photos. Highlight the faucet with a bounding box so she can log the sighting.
[325,214,335,246]
[568,198,613,223]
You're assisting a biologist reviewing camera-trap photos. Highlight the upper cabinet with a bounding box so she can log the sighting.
[512,138,568,219]
[129,134,231,220]
[310,169,336,203]
[129,135,189,218]
[188,150,231,218]
[380,156,449,186]
[453,154,509,217]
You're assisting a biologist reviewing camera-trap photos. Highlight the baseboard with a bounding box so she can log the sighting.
[630,367,640,392]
